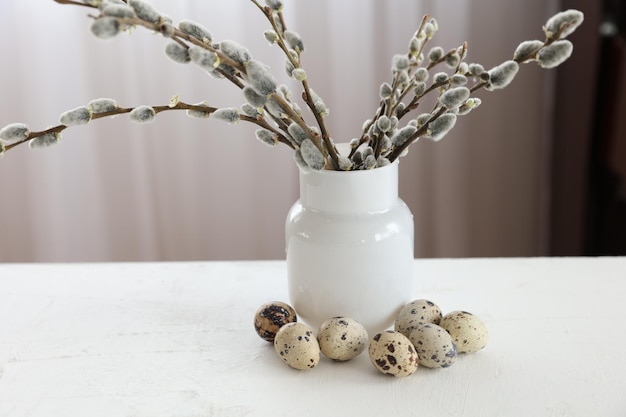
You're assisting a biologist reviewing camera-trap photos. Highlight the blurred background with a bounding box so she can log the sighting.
[0,0,622,262]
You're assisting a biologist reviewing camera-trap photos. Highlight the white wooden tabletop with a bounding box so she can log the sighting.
[0,258,625,417]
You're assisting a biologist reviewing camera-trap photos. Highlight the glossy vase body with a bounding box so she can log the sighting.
[285,162,414,334]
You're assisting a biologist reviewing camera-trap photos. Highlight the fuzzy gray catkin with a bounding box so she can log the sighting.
[416,113,431,127]
[457,98,482,116]
[178,20,212,43]
[486,60,519,90]
[255,129,277,146]
[264,0,283,12]
[300,138,325,170]
[363,154,377,169]
[189,46,219,70]
[415,67,429,82]
[379,83,393,100]
[390,125,417,147]
[537,40,573,69]
[128,0,162,24]
[129,106,156,124]
[468,63,485,76]
[377,157,391,167]
[433,72,449,84]
[59,106,92,126]
[101,4,136,19]
[425,113,457,141]
[265,97,287,119]
[439,87,470,109]
[291,69,307,82]
[243,87,267,108]
[0,123,30,145]
[91,17,120,39]
[392,54,409,72]
[213,108,240,124]
[376,115,392,133]
[264,30,279,44]
[186,103,212,119]
[29,132,60,150]
[513,40,544,61]
[240,103,262,118]
[428,46,444,63]
[88,98,119,114]
[450,74,468,86]
[338,156,353,171]
[287,122,308,145]
[220,40,251,66]
[284,30,304,53]
[159,22,175,38]
[245,60,277,97]
[165,42,191,64]
[293,149,310,172]
[544,9,584,39]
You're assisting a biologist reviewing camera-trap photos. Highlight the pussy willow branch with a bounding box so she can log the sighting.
[357,42,467,158]
[53,2,311,152]
[355,15,431,149]
[5,101,294,152]
[387,106,448,162]
[250,0,340,169]
[470,21,577,94]
[112,16,248,74]
[58,2,248,84]
[397,78,451,119]
[391,18,579,159]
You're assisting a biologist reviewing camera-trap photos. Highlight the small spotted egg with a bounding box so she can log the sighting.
[368,330,419,377]
[395,299,443,337]
[408,323,457,368]
[318,317,368,361]
[254,301,297,342]
[274,322,320,370]
[439,310,489,353]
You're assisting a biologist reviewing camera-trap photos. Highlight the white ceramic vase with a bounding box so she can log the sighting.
[285,161,414,334]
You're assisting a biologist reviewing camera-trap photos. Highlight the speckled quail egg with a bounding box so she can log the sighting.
[439,310,489,353]
[395,299,443,337]
[368,330,419,377]
[317,317,368,361]
[408,323,457,368]
[254,301,297,342]
[274,322,320,370]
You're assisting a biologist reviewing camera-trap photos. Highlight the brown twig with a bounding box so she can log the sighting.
[5,101,294,152]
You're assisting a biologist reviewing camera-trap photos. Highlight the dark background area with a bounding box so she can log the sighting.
[551,0,626,255]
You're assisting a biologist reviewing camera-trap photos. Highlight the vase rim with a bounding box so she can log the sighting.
[300,159,399,176]
[297,157,399,213]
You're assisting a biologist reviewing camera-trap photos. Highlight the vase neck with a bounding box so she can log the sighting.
[298,163,399,213]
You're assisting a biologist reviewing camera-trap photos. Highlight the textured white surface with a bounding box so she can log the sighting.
[0,258,625,417]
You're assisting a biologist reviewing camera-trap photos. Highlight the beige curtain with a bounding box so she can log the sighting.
[0,0,559,262]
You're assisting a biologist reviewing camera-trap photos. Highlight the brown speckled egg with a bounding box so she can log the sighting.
[318,317,368,361]
[408,323,457,368]
[254,301,297,342]
[274,322,320,370]
[395,299,442,337]
[440,310,489,353]
[368,330,418,377]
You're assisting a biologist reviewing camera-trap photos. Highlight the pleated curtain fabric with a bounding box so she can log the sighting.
[0,0,558,262]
